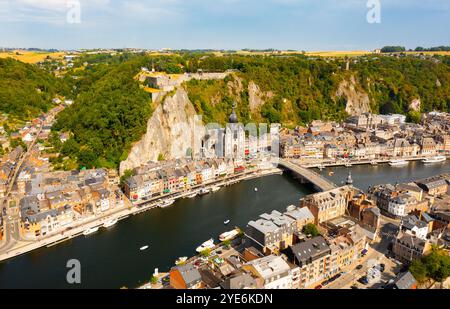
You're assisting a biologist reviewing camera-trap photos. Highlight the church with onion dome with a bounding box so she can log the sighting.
[224,103,246,159]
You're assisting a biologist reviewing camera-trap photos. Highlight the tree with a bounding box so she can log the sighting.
[200,249,211,258]
[150,276,158,284]
[303,223,320,237]
[409,247,450,283]
[222,240,232,248]
[409,259,427,283]
[381,46,406,53]
[407,110,421,124]
[120,169,135,187]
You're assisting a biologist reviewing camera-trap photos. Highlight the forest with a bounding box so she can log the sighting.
[0,51,449,170]
[0,58,69,121]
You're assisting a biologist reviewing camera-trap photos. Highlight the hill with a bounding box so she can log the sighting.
[50,52,450,170]
[52,54,153,169]
[0,58,69,122]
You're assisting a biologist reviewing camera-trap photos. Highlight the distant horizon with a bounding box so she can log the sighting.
[1,45,449,53]
[1,0,449,51]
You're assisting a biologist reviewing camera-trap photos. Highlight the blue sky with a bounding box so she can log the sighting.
[0,0,449,50]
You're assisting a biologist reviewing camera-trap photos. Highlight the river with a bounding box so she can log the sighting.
[0,161,448,288]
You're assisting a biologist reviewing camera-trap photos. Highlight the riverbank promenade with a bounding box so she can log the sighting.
[0,167,283,262]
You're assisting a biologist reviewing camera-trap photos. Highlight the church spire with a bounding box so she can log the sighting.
[229,102,238,124]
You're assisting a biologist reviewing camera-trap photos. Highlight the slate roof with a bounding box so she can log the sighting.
[394,271,417,289]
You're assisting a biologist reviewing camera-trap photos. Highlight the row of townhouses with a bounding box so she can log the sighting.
[281,113,450,160]
[19,169,123,238]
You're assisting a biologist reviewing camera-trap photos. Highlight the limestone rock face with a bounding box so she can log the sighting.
[409,98,421,112]
[336,75,371,116]
[248,81,274,114]
[120,88,204,174]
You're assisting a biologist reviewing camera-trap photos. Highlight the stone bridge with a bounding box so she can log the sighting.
[279,159,338,192]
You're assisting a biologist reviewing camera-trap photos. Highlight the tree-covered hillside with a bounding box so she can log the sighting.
[52,55,153,169]
[4,51,446,170]
[0,58,69,120]
[185,54,450,126]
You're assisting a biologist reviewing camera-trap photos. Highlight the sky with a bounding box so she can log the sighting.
[0,0,449,50]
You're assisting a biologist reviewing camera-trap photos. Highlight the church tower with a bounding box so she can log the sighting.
[224,102,245,159]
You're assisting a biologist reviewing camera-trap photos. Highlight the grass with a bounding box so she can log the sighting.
[0,50,65,63]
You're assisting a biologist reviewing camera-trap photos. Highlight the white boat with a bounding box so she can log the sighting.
[175,256,188,265]
[219,228,240,242]
[140,245,149,251]
[224,219,230,225]
[196,238,215,253]
[422,156,446,164]
[345,162,352,167]
[159,199,175,208]
[389,160,409,167]
[83,227,99,236]
[103,218,118,228]
[198,188,210,196]
[187,193,197,198]
[210,186,221,193]
[254,187,258,192]
[370,161,378,166]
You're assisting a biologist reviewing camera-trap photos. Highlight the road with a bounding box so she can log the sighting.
[0,125,42,252]
[279,159,337,191]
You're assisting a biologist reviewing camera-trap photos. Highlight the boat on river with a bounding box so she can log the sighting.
[198,188,210,196]
[175,257,188,265]
[83,227,99,236]
[389,160,409,167]
[186,192,197,198]
[210,186,221,193]
[422,156,446,164]
[196,239,215,252]
[159,199,175,208]
[219,228,240,242]
[103,218,118,228]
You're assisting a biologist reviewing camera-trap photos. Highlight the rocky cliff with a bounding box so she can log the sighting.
[119,88,204,174]
[336,75,371,116]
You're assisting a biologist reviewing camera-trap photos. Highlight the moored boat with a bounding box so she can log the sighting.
[370,160,378,166]
[198,188,210,196]
[175,257,188,265]
[83,227,99,236]
[140,245,149,251]
[103,218,118,228]
[224,219,230,225]
[196,238,215,252]
[219,228,240,242]
[187,192,197,198]
[159,199,175,208]
[422,156,446,164]
[389,160,409,167]
[210,186,221,193]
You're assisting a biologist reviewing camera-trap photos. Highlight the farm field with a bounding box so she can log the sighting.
[0,50,65,63]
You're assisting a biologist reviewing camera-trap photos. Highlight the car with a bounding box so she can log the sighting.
[314,284,323,289]
[350,285,359,289]
[356,264,363,270]
[358,276,369,285]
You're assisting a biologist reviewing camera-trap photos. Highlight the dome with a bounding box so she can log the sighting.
[229,103,238,124]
